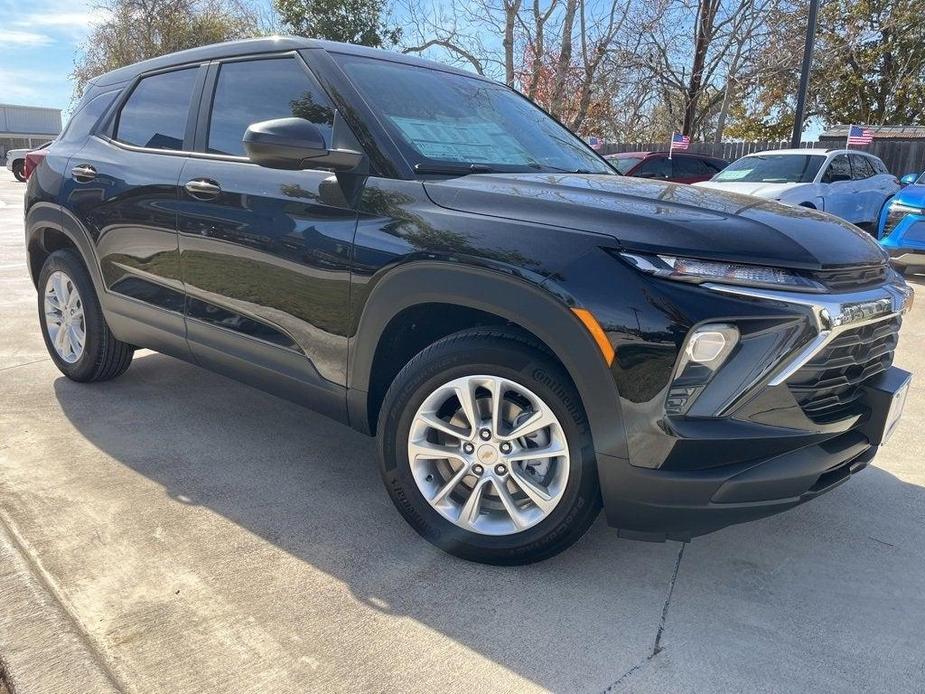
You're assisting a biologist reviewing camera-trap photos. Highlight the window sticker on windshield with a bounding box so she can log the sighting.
[718,169,751,180]
[389,116,531,164]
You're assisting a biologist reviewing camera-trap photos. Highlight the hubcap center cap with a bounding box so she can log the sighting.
[476,444,498,465]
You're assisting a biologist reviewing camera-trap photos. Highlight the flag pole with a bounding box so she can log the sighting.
[846,125,852,149]
[668,134,673,160]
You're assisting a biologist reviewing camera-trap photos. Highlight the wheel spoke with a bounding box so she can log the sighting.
[489,378,505,436]
[458,478,489,528]
[501,409,557,441]
[409,440,467,463]
[67,325,84,355]
[506,443,566,462]
[492,478,528,529]
[418,412,469,441]
[430,465,469,505]
[452,382,480,439]
[509,468,556,512]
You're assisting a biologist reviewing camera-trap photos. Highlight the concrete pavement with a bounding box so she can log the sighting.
[1,168,924,693]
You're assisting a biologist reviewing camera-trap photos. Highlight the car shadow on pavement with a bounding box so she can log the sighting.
[52,351,925,691]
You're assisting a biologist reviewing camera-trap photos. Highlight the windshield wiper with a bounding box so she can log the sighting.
[414,163,499,175]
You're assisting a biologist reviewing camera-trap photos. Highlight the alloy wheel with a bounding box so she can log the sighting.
[407,375,570,536]
[44,270,86,364]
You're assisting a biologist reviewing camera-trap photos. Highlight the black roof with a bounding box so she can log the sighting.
[91,36,489,88]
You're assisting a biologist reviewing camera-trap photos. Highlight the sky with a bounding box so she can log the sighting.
[0,0,821,140]
[0,0,109,113]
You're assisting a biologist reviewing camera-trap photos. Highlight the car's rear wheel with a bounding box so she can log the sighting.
[38,250,134,382]
[377,328,601,565]
[11,160,26,182]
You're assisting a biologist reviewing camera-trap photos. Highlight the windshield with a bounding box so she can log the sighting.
[713,154,824,183]
[336,55,613,175]
[607,155,644,174]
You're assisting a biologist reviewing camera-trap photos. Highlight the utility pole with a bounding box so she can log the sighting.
[791,0,820,148]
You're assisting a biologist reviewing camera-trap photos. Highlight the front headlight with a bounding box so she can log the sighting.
[620,253,825,292]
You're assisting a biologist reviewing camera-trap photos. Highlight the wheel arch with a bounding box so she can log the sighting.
[347,262,629,461]
[25,203,104,292]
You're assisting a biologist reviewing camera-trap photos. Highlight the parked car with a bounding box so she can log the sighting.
[879,171,925,275]
[695,149,899,231]
[605,151,728,183]
[25,38,913,564]
[5,141,52,182]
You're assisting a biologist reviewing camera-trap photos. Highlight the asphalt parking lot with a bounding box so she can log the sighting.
[1,168,924,694]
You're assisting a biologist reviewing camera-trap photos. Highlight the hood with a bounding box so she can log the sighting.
[893,183,925,210]
[692,180,803,199]
[423,173,886,270]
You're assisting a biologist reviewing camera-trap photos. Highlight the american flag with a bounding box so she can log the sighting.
[670,132,690,152]
[588,136,605,151]
[847,125,874,145]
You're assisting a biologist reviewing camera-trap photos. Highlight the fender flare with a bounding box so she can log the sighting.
[25,203,106,294]
[347,261,630,461]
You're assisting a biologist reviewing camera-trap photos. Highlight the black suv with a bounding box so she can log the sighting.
[26,38,913,564]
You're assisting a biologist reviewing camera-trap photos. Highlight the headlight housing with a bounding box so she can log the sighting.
[620,253,825,292]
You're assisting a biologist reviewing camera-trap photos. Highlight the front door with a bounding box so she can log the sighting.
[821,154,855,222]
[176,54,357,418]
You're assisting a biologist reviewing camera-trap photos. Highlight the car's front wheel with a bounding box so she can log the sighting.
[11,160,26,182]
[377,329,601,564]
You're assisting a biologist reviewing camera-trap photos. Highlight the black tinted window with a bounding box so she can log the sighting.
[207,58,335,157]
[850,154,876,179]
[635,157,672,178]
[823,155,851,182]
[116,69,197,150]
[673,156,712,177]
[60,90,119,145]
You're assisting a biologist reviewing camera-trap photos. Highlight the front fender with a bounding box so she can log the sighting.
[347,261,630,462]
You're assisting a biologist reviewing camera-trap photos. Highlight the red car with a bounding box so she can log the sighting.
[23,148,49,180]
[605,151,729,184]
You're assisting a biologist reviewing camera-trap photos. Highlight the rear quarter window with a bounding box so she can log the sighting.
[59,90,120,145]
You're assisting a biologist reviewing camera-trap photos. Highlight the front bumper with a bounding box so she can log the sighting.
[600,365,910,541]
[599,276,913,540]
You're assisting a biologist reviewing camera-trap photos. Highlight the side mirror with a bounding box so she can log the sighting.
[243,117,364,172]
[900,173,920,186]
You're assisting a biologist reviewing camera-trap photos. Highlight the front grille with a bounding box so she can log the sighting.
[788,316,901,423]
[807,265,887,292]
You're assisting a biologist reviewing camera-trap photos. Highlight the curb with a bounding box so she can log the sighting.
[0,514,122,694]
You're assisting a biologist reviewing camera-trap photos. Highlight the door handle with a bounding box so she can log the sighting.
[71,164,97,182]
[185,178,222,200]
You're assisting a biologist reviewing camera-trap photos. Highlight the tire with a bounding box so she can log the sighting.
[37,249,134,382]
[12,160,26,182]
[377,328,602,565]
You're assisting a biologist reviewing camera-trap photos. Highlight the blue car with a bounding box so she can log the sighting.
[879,171,925,275]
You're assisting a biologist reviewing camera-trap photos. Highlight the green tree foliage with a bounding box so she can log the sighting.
[72,0,263,100]
[275,0,401,47]
[813,0,925,125]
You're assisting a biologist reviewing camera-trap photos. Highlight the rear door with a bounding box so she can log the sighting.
[62,65,205,359]
[176,52,356,418]
[820,154,855,221]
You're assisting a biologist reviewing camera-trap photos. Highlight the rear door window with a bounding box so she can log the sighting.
[206,57,335,157]
[673,156,712,177]
[850,154,875,180]
[823,155,851,183]
[115,68,198,151]
[634,156,672,179]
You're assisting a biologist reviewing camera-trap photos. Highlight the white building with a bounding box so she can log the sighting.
[0,103,62,158]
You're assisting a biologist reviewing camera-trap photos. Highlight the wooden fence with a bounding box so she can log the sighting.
[599,140,925,177]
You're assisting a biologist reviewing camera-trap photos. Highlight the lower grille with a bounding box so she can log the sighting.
[807,264,887,291]
[788,316,901,423]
